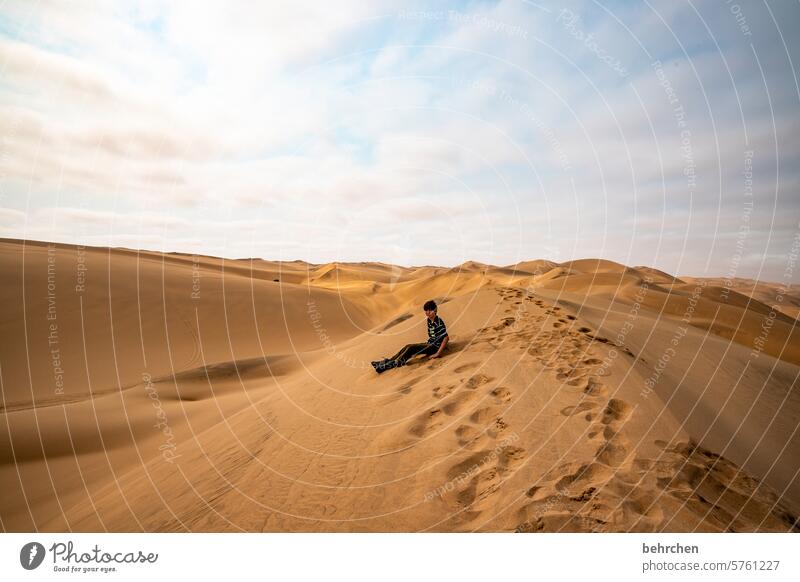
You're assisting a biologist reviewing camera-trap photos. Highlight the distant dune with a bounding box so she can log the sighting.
[1,238,798,532]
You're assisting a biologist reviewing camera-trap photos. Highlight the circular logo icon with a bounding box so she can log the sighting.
[20,542,46,570]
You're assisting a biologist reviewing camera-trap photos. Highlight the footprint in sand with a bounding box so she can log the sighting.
[455,424,482,446]
[455,415,510,447]
[433,384,456,399]
[560,401,597,417]
[551,462,614,495]
[586,422,604,437]
[556,366,586,382]
[444,452,502,505]
[601,398,633,425]
[517,432,798,532]
[470,406,501,424]
[443,442,529,515]
[595,433,631,467]
[488,417,510,438]
[583,377,608,397]
[408,408,445,438]
[463,374,493,390]
[515,512,608,533]
[446,450,498,480]
[454,362,480,374]
[395,376,423,395]
[498,446,527,470]
[514,462,616,531]
[441,391,479,416]
[455,468,501,509]
[490,386,513,404]
[455,425,497,450]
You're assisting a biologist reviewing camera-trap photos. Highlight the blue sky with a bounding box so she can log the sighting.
[1,0,798,280]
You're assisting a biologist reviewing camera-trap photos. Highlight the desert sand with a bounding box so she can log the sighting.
[1,238,798,532]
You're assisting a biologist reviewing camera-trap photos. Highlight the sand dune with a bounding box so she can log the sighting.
[1,239,798,532]
[682,276,800,320]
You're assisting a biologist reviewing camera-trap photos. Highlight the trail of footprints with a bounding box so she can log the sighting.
[514,438,800,533]
[487,286,639,529]
[477,287,796,532]
[400,286,639,524]
[391,357,528,520]
[482,287,635,449]
[479,287,633,361]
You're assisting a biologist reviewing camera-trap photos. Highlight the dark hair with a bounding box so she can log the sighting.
[423,299,437,312]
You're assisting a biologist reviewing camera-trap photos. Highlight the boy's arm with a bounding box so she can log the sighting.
[431,335,449,358]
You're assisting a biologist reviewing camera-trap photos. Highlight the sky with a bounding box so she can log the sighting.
[0,0,798,280]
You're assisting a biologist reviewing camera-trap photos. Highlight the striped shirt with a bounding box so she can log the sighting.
[427,315,448,348]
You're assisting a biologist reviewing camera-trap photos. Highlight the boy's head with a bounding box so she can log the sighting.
[423,299,437,319]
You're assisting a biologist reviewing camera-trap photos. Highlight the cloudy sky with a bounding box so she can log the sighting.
[1,1,798,279]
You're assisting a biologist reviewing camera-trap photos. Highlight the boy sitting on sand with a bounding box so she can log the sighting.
[371,299,449,373]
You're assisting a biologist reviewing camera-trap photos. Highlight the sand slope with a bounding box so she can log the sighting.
[1,240,798,532]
